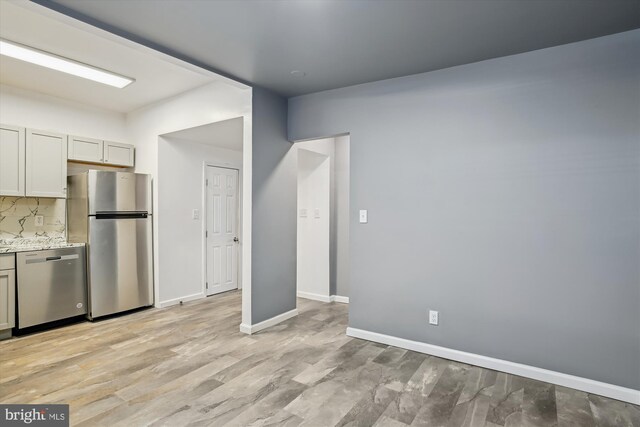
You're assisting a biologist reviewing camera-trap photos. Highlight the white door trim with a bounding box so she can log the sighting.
[240,117,253,329]
[202,161,242,298]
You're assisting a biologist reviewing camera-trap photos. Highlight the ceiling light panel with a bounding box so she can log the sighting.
[0,39,134,88]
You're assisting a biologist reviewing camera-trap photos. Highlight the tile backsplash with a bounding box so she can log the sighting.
[0,197,66,240]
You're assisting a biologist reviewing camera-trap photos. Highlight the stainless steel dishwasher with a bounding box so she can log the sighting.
[16,246,87,329]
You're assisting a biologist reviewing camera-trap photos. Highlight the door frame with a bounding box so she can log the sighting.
[202,161,243,297]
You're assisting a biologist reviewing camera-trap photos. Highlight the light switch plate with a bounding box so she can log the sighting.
[359,210,368,224]
[192,209,200,220]
[314,208,321,218]
[299,208,307,218]
[34,215,44,227]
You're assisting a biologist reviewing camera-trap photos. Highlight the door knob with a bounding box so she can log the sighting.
[233,237,239,243]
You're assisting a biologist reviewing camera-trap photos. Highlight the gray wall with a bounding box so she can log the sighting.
[288,30,640,389]
[252,87,297,323]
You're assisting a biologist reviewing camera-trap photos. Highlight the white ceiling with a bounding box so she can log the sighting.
[163,117,244,152]
[0,1,223,113]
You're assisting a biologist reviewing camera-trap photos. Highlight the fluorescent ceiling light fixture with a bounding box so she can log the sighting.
[0,39,134,88]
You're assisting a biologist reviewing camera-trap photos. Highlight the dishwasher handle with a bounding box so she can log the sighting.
[24,254,80,264]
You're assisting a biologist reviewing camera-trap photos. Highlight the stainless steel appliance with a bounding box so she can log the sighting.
[16,247,87,328]
[68,171,153,319]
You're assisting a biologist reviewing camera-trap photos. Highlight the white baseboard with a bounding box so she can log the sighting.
[297,291,332,303]
[331,295,349,304]
[297,292,350,304]
[346,327,640,405]
[157,292,205,308]
[240,308,299,335]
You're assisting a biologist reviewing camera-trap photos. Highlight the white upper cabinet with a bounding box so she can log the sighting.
[3,123,134,199]
[104,140,134,167]
[68,135,104,163]
[0,124,25,197]
[68,137,134,167]
[26,129,68,198]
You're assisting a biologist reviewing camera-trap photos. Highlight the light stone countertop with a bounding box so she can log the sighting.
[0,237,85,254]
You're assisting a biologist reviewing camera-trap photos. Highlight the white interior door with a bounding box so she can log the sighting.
[206,166,239,295]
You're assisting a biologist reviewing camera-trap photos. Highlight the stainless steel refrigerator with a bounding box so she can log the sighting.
[68,170,153,319]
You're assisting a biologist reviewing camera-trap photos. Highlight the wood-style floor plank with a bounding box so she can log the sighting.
[1,290,637,426]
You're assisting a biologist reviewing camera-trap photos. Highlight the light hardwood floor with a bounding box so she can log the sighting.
[1,290,638,426]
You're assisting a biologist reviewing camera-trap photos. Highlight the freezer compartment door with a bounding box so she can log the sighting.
[17,247,87,329]
[88,216,153,318]
[88,170,152,214]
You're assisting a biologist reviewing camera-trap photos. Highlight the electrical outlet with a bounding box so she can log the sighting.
[429,310,439,326]
[34,215,44,227]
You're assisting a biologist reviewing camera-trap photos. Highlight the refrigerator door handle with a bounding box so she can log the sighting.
[95,212,148,219]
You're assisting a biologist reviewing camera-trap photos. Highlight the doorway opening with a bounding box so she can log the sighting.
[296,135,350,304]
[157,116,248,314]
[297,149,331,300]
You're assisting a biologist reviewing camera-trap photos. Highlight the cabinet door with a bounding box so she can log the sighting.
[68,135,104,163]
[0,268,15,331]
[0,124,26,197]
[26,129,68,198]
[104,141,134,167]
